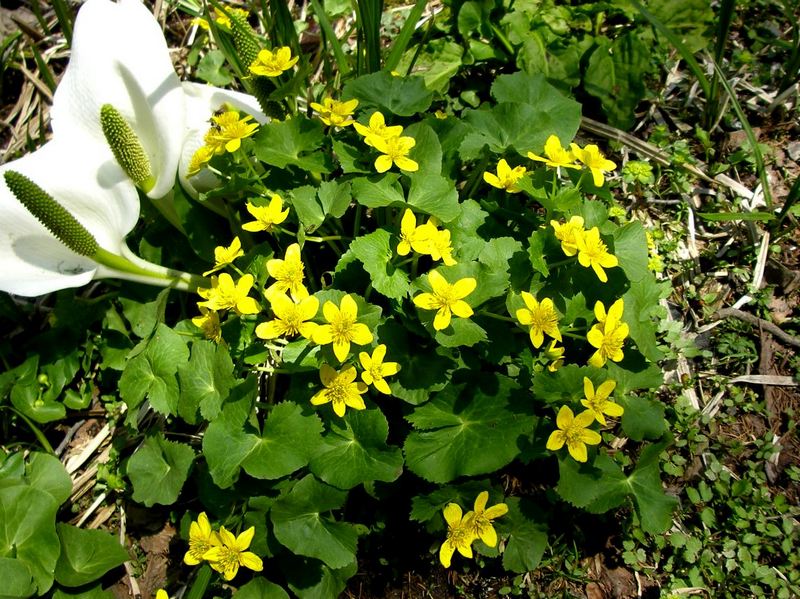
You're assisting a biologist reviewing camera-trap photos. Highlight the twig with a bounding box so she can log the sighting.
[714,308,800,348]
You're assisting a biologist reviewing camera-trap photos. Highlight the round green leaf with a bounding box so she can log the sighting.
[126,432,194,507]
[54,524,128,588]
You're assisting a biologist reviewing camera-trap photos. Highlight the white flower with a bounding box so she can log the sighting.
[0,140,139,296]
[50,0,184,200]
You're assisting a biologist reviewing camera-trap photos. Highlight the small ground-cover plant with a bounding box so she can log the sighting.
[0,1,678,597]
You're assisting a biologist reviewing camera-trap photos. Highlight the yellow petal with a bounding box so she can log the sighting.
[439,541,456,568]
[240,551,264,572]
[556,405,573,429]
[451,277,477,299]
[433,308,452,330]
[474,491,488,512]
[443,503,462,526]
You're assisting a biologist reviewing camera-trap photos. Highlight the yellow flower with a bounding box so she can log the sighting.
[203,236,244,276]
[413,271,476,331]
[183,512,220,566]
[571,143,617,187]
[255,293,319,340]
[155,590,169,599]
[192,306,223,343]
[469,491,508,547]
[187,145,215,176]
[527,134,581,170]
[206,111,259,153]
[197,273,260,315]
[313,294,374,362]
[397,209,436,256]
[483,159,527,192]
[581,377,623,426]
[214,7,249,29]
[372,135,419,173]
[439,503,476,568]
[310,97,359,128]
[427,226,456,266]
[310,363,368,417]
[575,227,619,283]
[359,344,400,394]
[515,292,561,348]
[249,46,298,77]
[203,526,263,581]
[543,340,565,372]
[586,299,629,367]
[546,405,601,463]
[242,193,290,233]
[550,216,586,257]
[353,111,403,148]
[265,243,308,301]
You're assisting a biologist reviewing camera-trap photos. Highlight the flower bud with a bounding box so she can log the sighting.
[3,171,99,257]
[100,104,155,192]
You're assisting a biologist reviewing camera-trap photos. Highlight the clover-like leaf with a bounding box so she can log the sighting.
[126,432,194,507]
[342,72,433,116]
[496,497,548,573]
[270,475,359,569]
[119,323,189,417]
[309,409,403,489]
[177,340,235,423]
[404,374,536,482]
[349,229,410,300]
[253,116,332,173]
[233,577,290,599]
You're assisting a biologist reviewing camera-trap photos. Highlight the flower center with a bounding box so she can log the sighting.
[189,539,211,561]
[215,545,240,572]
[447,524,471,548]
[331,315,356,343]
[327,380,349,406]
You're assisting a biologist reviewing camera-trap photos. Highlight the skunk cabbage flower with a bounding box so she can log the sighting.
[49,0,184,200]
[0,141,140,296]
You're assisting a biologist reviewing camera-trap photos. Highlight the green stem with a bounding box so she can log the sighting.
[548,256,578,269]
[185,564,212,599]
[477,310,515,323]
[92,245,206,292]
[5,407,55,454]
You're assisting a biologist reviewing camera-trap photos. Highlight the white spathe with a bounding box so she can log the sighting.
[0,140,140,296]
[179,82,269,198]
[50,0,184,200]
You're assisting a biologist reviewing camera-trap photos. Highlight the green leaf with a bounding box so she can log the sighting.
[10,356,65,424]
[351,174,405,209]
[332,139,371,174]
[531,365,586,405]
[234,577,290,599]
[620,396,668,441]
[54,524,128,588]
[612,221,649,283]
[584,34,651,129]
[271,475,359,569]
[697,211,775,222]
[349,230,410,300]
[126,432,195,507]
[0,486,60,594]
[177,341,235,423]
[288,185,325,229]
[404,374,536,482]
[621,274,667,363]
[317,180,352,219]
[491,72,581,122]
[309,409,403,489]
[52,583,113,599]
[196,49,234,86]
[407,174,460,223]
[432,317,487,348]
[497,498,548,573]
[241,403,325,480]
[254,117,332,173]
[119,288,170,339]
[203,403,324,487]
[397,40,463,93]
[527,230,550,277]
[285,559,357,599]
[342,72,433,116]
[556,443,677,534]
[26,453,72,506]
[119,323,189,417]
[0,557,35,597]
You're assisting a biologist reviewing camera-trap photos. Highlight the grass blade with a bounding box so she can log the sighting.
[309,0,351,76]
[711,58,773,209]
[268,0,300,54]
[51,0,74,47]
[30,44,57,94]
[627,0,711,101]
[384,0,428,73]
[356,0,384,74]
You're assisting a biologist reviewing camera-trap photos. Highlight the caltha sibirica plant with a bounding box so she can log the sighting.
[0,0,675,597]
